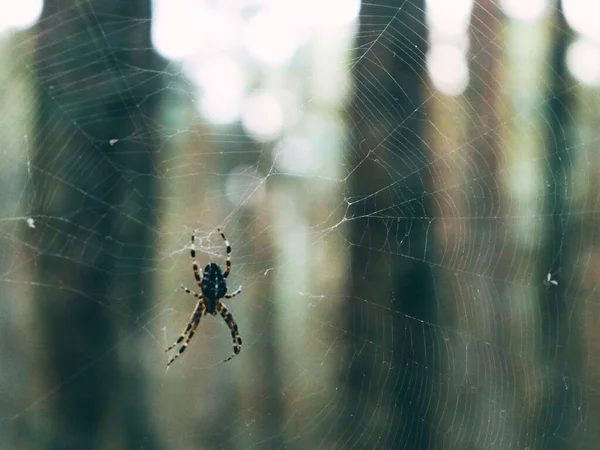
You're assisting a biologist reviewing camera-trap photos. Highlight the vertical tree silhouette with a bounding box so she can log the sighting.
[32,1,163,448]
[538,4,583,449]
[346,1,437,448]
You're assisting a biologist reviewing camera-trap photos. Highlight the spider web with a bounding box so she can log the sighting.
[1,0,599,449]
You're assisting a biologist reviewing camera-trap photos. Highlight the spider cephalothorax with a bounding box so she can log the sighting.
[165,228,242,366]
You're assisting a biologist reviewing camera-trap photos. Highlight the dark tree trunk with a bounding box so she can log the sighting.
[345,1,436,448]
[538,4,583,449]
[32,1,162,448]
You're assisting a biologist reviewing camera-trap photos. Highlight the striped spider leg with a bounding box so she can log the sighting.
[166,285,206,366]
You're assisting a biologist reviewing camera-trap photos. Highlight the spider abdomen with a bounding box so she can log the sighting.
[202,263,227,309]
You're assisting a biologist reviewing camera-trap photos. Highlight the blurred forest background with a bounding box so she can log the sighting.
[1,0,600,449]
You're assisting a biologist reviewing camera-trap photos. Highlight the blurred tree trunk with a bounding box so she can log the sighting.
[345,1,436,448]
[0,34,38,447]
[32,1,162,448]
[447,2,509,448]
[537,4,583,448]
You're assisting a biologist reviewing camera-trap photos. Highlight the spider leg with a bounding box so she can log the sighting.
[224,285,242,299]
[180,284,202,299]
[191,230,203,289]
[218,228,232,278]
[217,302,242,362]
[166,294,206,366]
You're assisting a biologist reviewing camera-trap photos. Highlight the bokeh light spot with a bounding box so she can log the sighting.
[0,0,42,32]
[427,44,469,96]
[500,0,550,21]
[566,38,600,87]
[242,91,284,142]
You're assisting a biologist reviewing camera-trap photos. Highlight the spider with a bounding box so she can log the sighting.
[166,228,242,366]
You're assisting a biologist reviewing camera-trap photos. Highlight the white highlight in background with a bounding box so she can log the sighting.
[566,38,600,87]
[198,10,240,51]
[152,0,203,60]
[426,0,472,95]
[0,0,42,33]
[427,44,469,96]
[225,165,266,207]
[243,11,303,66]
[500,0,550,21]
[426,0,474,37]
[242,91,284,141]
[187,57,246,124]
[292,0,360,28]
[275,137,316,175]
[563,0,600,42]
